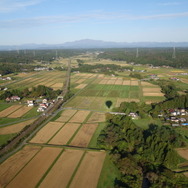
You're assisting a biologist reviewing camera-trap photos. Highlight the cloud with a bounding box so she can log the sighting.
[0,11,188,28]
[0,0,44,13]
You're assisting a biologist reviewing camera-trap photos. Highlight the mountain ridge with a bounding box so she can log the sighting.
[1,39,188,50]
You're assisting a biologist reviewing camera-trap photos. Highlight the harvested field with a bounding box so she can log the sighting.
[0,145,41,188]
[70,151,106,188]
[70,123,98,147]
[51,83,63,88]
[106,80,116,85]
[49,123,81,145]
[0,105,22,117]
[141,81,155,87]
[143,88,161,92]
[75,79,85,84]
[69,110,90,123]
[131,81,139,86]
[8,106,33,118]
[99,80,108,84]
[143,92,164,97]
[87,112,106,123]
[181,78,188,84]
[75,84,87,89]
[0,119,36,135]
[176,148,188,160]
[56,109,77,122]
[40,149,84,188]
[114,80,123,85]
[123,80,131,85]
[7,147,62,188]
[30,122,64,144]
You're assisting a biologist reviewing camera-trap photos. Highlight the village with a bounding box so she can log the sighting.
[158,108,188,127]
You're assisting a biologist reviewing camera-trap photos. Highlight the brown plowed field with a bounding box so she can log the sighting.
[75,79,85,84]
[176,148,188,160]
[40,149,84,188]
[69,110,90,123]
[75,84,87,89]
[30,122,64,144]
[0,119,36,135]
[56,109,77,122]
[143,88,161,92]
[87,112,106,123]
[7,147,62,188]
[114,80,123,85]
[8,106,32,118]
[70,123,98,147]
[49,123,81,145]
[106,80,116,85]
[99,79,108,84]
[0,145,41,187]
[123,80,130,85]
[51,83,63,89]
[0,105,22,117]
[143,92,164,96]
[70,151,106,188]
[131,81,139,86]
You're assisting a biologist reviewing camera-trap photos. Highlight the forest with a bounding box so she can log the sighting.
[0,49,85,75]
[97,114,187,187]
[98,48,188,68]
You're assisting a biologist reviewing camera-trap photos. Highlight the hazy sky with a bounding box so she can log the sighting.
[0,0,188,45]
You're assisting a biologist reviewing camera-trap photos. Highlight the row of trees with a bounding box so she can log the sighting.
[97,115,187,187]
[0,85,61,100]
[98,48,188,68]
[72,63,126,75]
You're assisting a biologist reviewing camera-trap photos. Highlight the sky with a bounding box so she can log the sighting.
[0,0,188,45]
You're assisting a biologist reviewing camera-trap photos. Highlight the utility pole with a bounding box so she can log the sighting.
[172,47,176,59]
[136,48,139,58]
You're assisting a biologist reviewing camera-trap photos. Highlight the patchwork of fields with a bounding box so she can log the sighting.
[2,71,66,90]
[0,146,106,188]
[1,67,187,187]
[65,73,165,111]
[30,109,106,147]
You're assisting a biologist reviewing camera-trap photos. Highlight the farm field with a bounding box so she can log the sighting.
[0,119,36,135]
[0,146,106,188]
[30,110,106,146]
[5,70,66,90]
[1,57,188,188]
[65,78,165,110]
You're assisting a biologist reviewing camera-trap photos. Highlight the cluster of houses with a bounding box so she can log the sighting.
[27,99,51,112]
[0,76,12,81]
[158,108,188,127]
[6,96,20,102]
[169,77,180,81]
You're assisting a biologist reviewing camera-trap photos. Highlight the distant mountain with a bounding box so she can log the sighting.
[1,39,188,50]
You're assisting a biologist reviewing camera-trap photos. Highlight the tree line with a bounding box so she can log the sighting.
[0,85,61,100]
[98,48,188,68]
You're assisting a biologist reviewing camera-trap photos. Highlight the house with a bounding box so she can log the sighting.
[27,100,34,107]
[11,96,20,101]
[128,112,139,119]
[42,99,48,104]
